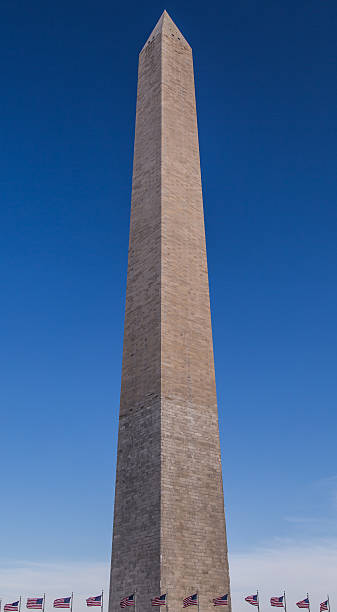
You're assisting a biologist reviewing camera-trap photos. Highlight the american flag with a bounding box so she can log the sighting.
[120,595,134,608]
[5,603,20,612]
[213,594,229,606]
[245,595,259,607]
[183,594,198,608]
[151,594,166,607]
[296,599,310,609]
[86,597,102,607]
[320,602,329,612]
[271,597,284,608]
[27,600,43,610]
[53,599,71,609]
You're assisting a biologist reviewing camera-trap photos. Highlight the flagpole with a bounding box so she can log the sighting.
[284,592,287,612]
[197,591,199,612]
[101,590,103,612]
[328,596,330,612]
[166,590,168,612]
[307,594,310,612]
[257,591,260,612]
[70,593,73,612]
[43,594,46,612]
[19,597,22,612]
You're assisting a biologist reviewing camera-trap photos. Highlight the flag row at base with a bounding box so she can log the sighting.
[244,593,331,612]
[1,595,103,612]
[1,593,331,611]
[120,592,332,609]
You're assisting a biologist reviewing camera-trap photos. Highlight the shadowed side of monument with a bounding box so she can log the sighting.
[109,13,162,610]
[109,11,231,612]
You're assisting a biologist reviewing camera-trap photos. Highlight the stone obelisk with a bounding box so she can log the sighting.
[109,12,230,612]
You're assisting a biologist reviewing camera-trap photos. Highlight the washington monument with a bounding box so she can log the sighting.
[109,11,231,611]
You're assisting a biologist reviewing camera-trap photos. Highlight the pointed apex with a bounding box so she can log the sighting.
[141,11,190,52]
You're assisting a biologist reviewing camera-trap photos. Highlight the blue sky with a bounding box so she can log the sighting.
[1,0,336,608]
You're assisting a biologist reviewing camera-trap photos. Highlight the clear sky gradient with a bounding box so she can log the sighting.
[1,0,336,608]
